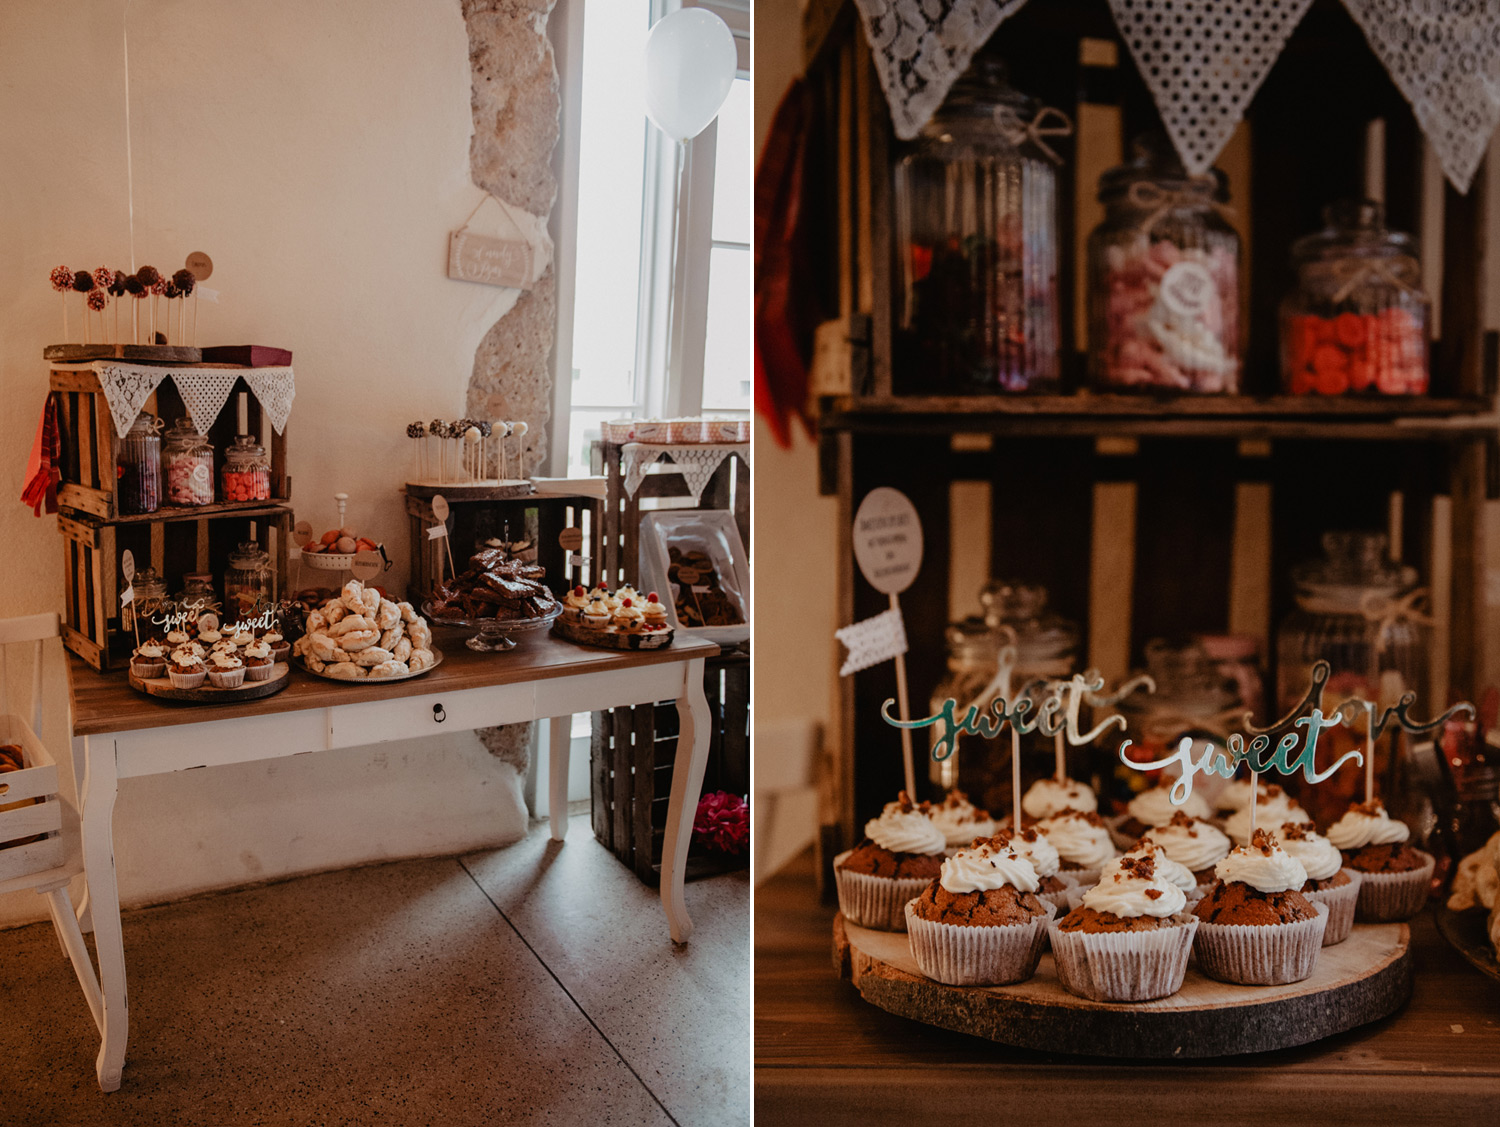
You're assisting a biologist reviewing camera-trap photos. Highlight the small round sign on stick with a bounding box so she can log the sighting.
[431,494,451,523]
[350,551,384,584]
[120,549,136,585]
[429,494,456,585]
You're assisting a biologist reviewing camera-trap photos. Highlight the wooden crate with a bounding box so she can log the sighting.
[0,713,66,884]
[402,489,603,603]
[59,506,293,671]
[50,361,290,521]
[590,648,749,884]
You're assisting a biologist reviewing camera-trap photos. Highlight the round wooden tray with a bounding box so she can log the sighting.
[1435,905,1500,984]
[128,661,290,702]
[834,912,1413,1058]
[294,649,444,683]
[552,614,673,650]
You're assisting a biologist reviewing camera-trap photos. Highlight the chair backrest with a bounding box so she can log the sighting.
[0,613,61,741]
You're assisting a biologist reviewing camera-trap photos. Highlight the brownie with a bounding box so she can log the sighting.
[1192,880,1318,925]
[1056,906,1174,933]
[839,839,943,880]
[1341,842,1426,873]
[909,881,1047,927]
[1302,869,1352,894]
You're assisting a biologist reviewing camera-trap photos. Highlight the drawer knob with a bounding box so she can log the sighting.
[433,703,447,723]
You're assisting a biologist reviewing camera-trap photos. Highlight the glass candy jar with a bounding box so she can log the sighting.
[122,568,168,634]
[116,412,161,515]
[1087,138,1241,393]
[893,59,1068,393]
[1277,531,1428,824]
[1281,200,1430,397]
[222,435,272,502]
[224,541,274,621]
[928,619,1002,799]
[161,418,215,506]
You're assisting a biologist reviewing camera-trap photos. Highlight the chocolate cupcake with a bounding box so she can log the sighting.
[1274,821,1362,945]
[1326,800,1433,922]
[167,649,206,690]
[240,640,275,681]
[1224,784,1313,846]
[834,793,946,932]
[206,649,245,689]
[129,642,167,680]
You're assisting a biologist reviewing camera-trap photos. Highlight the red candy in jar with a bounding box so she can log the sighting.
[222,435,272,502]
[1280,201,1430,396]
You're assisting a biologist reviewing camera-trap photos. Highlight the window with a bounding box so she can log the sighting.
[554,0,751,477]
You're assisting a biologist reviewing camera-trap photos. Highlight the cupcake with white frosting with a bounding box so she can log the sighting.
[1224,784,1313,846]
[1326,799,1433,922]
[167,648,206,690]
[904,836,1054,986]
[1035,809,1118,885]
[563,585,591,622]
[927,789,997,851]
[1114,782,1211,845]
[130,642,168,680]
[1213,775,1269,815]
[1137,811,1231,894]
[207,649,246,689]
[1049,842,1200,1002]
[1021,777,1097,821]
[1192,828,1328,984]
[1275,821,1362,944]
[998,826,1076,912]
[834,793,947,931]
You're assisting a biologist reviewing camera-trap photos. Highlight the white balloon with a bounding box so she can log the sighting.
[643,8,737,143]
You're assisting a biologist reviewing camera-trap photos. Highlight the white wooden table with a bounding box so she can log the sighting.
[65,634,716,1091]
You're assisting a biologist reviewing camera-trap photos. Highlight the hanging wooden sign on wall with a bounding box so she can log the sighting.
[447,193,540,290]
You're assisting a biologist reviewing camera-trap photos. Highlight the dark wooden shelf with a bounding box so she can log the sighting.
[822,394,1500,440]
[90,500,293,526]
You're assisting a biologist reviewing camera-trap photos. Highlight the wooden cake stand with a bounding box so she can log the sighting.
[834,913,1413,1058]
[128,662,290,702]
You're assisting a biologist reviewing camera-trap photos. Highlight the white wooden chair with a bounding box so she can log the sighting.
[0,612,103,1034]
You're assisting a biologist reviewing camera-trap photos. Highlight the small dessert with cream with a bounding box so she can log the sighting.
[263,631,290,663]
[927,789,997,850]
[196,629,223,650]
[1192,829,1327,984]
[1021,777,1097,821]
[564,585,591,621]
[1325,799,1434,922]
[641,592,670,630]
[1137,811,1231,889]
[1214,775,1269,815]
[241,640,276,681]
[582,598,612,629]
[1035,809,1118,883]
[1224,784,1313,846]
[905,835,1053,986]
[612,598,645,632]
[207,649,246,689]
[1275,821,1361,944]
[1049,842,1199,1002]
[1116,782,1211,841]
[167,648,206,690]
[993,826,1073,910]
[834,792,947,932]
[130,642,168,680]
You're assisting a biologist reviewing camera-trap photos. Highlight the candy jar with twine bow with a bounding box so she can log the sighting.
[1281,199,1430,397]
[1277,531,1429,824]
[1086,134,1242,394]
[893,57,1071,394]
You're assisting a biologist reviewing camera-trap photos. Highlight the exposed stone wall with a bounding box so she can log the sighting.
[461,0,561,772]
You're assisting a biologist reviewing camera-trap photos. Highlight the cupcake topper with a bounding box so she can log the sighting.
[120,550,139,648]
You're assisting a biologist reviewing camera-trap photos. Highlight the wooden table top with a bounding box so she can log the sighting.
[68,632,718,737]
[756,850,1500,1125]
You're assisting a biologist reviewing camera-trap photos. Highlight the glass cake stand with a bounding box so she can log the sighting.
[421,601,562,651]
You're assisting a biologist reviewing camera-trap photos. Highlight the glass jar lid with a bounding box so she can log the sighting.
[228,540,270,570]
[126,411,161,438]
[979,580,1078,661]
[132,567,167,594]
[162,417,212,453]
[916,56,1048,156]
[1291,200,1417,265]
[1292,531,1417,611]
[225,434,267,463]
[1098,133,1231,205]
[944,617,1001,668]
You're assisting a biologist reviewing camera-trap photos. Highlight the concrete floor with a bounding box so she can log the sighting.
[0,813,749,1126]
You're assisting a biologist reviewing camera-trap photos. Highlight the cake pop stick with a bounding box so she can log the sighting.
[87,289,107,345]
[137,266,160,342]
[465,426,480,481]
[512,421,529,480]
[476,421,493,481]
[172,271,194,348]
[49,267,73,341]
[71,271,94,344]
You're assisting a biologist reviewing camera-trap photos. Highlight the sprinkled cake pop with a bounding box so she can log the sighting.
[49,266,73,292]
[87,289,106,311]
[92,266,114,290]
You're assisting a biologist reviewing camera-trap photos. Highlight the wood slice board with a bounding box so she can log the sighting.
[404,480,534,500]
[45,343,203,364]
[1435,906,1500,984]
[128,662,290,702]
[553,615,673,650]
[834,912,1413,1058]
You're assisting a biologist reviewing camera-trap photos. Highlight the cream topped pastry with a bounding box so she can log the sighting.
[166,629,192,646]
[1274,821,1343,882]
[641,593,669,626]
[1126,783,1211,827]
[133,643,165,660]
[1325,799,1410,851]
[169,649,204,669]
[212,639,238,654]
[196,629,223,648]
[1021,777,1097,820]
[1215,829,1308,893]
[927,790,997,848]
[209,650,243,669]
[865,798,947,857]
[1215,776,1269,812]
[938,837,1040,895]
[230,631,256,648]
[565,585,590,613]
[242,640,273,662]
[1141,811,1231,876]
[1225,785,1313,845]
[263,632,284,647]
[582,598,612,626]
[1036,810,1118,871]
[1132,838,1198,893]
[613,598,645,630]
[1081,844,1188,918]
[1001,826,1062,878]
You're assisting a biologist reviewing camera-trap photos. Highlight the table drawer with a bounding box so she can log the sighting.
[326,682,534,748]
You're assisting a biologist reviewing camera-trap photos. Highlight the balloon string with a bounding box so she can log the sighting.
[122,0,136,272]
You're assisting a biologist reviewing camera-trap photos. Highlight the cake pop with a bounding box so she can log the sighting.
[464,425,481,481]
[124,274,147,344]
[171,269,195,343]
[407,421,426,480]
[108,271,126,342]
[69,272,94,342]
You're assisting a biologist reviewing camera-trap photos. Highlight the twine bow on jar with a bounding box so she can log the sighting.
[1125,177,1236,235]
[1327,257,1423,304]
[993,105,1074,165]
[1359,587,1434,654]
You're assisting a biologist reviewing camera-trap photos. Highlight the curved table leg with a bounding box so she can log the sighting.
[548,714,571,842]
[660,657,710,944]
[80,735,127,1092]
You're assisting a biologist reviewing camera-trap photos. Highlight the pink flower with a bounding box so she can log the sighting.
[693,791,748,855]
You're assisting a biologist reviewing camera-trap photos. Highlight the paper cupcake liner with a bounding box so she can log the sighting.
[168,669,206,689]
[1353,851,1434,922]
[1106,815,1139,851]
[1193,902,1328,985]
[243,662,275,682]
[1058,866,1102,889]
[832,852,935,932]
[1304,869,1363,945]
[1048,915,1200,1002]
[208,668,246,689]
[904,900,1056,986]
[269,644,291,664]
[131,660,166,680]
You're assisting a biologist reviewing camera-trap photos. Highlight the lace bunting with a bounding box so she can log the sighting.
[621,442,748,502]
[94,362,296,438]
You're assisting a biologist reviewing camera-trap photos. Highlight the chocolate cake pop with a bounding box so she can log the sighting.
[407,422,426,480]
[135,265,160,287]
[49,266,73,292]
[71,271,94,293]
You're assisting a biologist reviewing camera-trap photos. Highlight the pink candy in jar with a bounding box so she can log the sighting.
[1087,140,1242,394]
[160,418,216,506]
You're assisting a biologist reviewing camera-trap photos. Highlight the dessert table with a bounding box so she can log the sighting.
[756,851,1500,1124]
[66,633,717,1091]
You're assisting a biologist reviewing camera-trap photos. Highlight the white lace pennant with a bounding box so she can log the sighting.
[241,368,296,435]
[852,0,1030,141]
[621,442,749,501]
[837,606,909,676]
[1109,0,1314,177]
[95,363,171,438]
[171,372,241,437]
[1341,0,1500,194]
